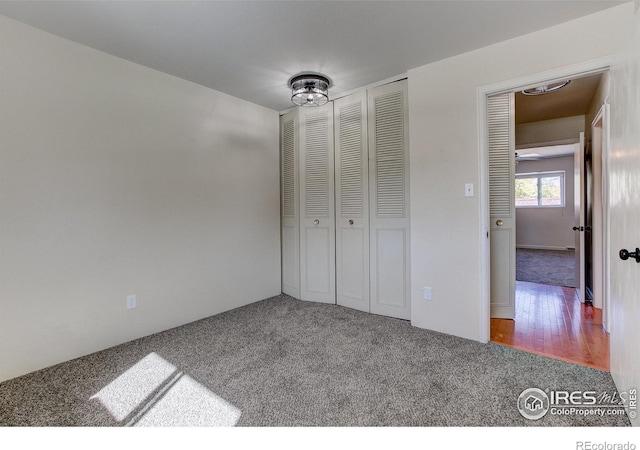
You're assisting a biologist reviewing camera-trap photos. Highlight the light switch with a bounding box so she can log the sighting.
[465,183,474,197]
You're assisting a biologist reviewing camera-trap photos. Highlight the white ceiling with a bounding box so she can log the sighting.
[0,1,627,112]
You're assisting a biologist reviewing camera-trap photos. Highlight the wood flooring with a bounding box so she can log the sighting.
[490,281,609,371]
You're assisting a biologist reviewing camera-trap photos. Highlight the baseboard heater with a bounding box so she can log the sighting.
[516,245,574,252]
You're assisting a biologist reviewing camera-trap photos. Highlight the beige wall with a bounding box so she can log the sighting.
[515,157,575,250]
[516,115,585,147]
[407,4,634,340]
[585,71,610,143]
[609,1,640,427]
[0,16,281,382]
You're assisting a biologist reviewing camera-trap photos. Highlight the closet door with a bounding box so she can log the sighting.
[335,92,369,312]
[368,81,410,320]
[280,110,300,298]
[488,92,515,319]
[299,103,336,304]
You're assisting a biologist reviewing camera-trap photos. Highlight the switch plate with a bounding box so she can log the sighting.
[423,287,432,301]
[126,295,137,309]
[465,183,474,197]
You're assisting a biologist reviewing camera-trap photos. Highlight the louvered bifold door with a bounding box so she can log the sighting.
[488,92,516,319]
[335,91,370,312]
[299,103,336,304]
[368,80,410,320]
[280,110,300,298]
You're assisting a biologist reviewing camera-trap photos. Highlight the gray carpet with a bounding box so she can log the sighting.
[0,294,628,427]
[516,248,575,287]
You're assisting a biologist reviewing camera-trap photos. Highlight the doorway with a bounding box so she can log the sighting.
[481,65,611,369]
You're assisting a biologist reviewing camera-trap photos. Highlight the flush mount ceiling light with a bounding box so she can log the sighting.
[288,73,331,107]
[521,80,571,96]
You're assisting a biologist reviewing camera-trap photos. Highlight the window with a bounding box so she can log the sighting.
[515,171,565,208]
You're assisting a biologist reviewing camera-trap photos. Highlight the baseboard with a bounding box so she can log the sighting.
[516,245,572,251]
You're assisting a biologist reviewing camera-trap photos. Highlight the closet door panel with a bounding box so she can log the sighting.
[334,92,369,312]
[368,81,410,320]
[375,228,407,307]
[339,228,366,300]
[280,110,300,298]
[299,103,336,304]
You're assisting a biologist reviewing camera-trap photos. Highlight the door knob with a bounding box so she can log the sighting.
[313,219,319,225]
[619,248,640,263]
[348,219,354,225]
[572,226,584,231]
[496,219,503,226]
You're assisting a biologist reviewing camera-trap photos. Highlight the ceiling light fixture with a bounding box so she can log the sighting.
[521,80,571,96]
[288,73,331,107]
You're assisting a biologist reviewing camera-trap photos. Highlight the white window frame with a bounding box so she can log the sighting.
[515,170,565,208]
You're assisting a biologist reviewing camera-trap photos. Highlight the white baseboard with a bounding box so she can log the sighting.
[516,245,572,251]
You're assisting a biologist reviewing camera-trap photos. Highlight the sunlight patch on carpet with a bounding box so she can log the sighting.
[133,374,241,427]
[90,352,240,426]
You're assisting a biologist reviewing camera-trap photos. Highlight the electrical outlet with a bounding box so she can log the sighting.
[126,295,137,310]
[423,287,432,301]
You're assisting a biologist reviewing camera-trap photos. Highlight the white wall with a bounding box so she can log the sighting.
[585,71,610,143]
[515,157,575,250]
[0,16,281,382]
[408,4,634,341]
[516,115,585,147]
[609,1,640,427]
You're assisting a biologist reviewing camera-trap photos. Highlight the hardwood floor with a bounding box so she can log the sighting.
[490,281,609,371]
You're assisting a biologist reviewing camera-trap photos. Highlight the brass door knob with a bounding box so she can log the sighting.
[348,219,354,225]
[496,219,503,226]
[313,219,320,225]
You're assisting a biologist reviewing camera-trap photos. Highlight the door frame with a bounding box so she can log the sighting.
[591,103,611,332]
[477,56,613,343]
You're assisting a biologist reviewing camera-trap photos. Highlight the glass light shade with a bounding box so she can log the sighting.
[289,74,330,107]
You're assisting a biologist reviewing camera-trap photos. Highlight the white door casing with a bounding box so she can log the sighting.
[299,103,336,304]
[335,91,370,312]
[488,92,516,319]
[574,132,586,303]
[368,80,411,320]
[592,104,611,331]
[478,58,613,342]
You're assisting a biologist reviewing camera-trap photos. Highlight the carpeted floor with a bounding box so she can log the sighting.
[0,294,628,427]
[516,248,575,287]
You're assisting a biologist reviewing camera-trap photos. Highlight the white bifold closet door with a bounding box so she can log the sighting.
[334,91,370,312]
[280,109,300,298]
[368,81,411,320]
[488,92,516,319]
[299,103,336,304]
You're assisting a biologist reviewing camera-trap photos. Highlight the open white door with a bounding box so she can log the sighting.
[574,132,586,303]
[489,92,516,319]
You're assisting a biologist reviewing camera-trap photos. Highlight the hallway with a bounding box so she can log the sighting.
[490,281,609,371]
